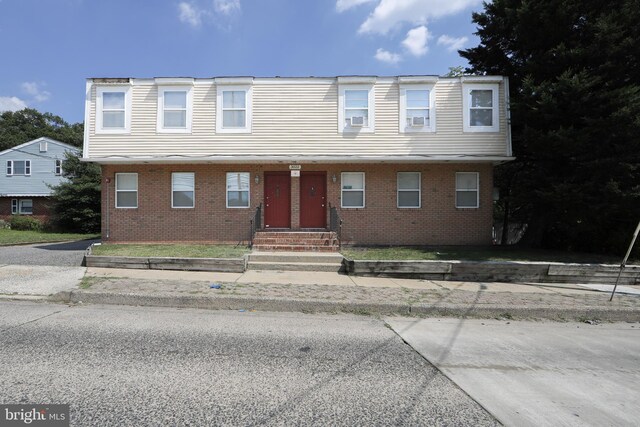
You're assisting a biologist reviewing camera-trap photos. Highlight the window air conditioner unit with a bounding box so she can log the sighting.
[411,116,426,127]
[350,116,365,127]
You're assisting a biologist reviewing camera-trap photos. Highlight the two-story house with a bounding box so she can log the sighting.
[82,75,513,247]
[0,137,80,222]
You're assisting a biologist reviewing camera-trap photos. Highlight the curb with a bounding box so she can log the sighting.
[49,290,640,322]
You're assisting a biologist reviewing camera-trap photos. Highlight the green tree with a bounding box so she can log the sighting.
[460,0,640,254]
[49,152,101,233]
[0,108,83,151]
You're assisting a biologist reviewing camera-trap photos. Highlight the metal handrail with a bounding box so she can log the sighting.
[329,204,343,249]
[250,203,262,248]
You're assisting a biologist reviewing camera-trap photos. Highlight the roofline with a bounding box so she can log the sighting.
[86,74,504,82]
[0,137,80,157]
[82,155,515,166]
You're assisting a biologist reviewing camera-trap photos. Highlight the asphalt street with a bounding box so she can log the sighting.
[388,317,640,427]
[0,239,97,267]
[0,301,498,426]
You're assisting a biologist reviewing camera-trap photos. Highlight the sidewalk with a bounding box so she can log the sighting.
[44,266,640,321]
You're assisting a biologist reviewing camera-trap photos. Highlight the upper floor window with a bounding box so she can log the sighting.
[115,173,138,209]
[399,85,436,133]
[157,87,192,133]
[6,160,31,176]
[216,85,252,134]
[462,84,499,132]
[456,172,479,208]
[226,172,250,208]
[341,172,365,208]
[39,141,48,152]
[96,86,131,134]
[172,172,195,208]
[338,84,375,133]
[397,172,421,208]
[55,159,62,176]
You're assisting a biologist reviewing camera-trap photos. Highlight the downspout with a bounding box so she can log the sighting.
[504,76,513,157]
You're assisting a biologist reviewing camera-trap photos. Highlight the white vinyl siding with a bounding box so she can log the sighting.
[87,78,509,158]
[171,172,195,208]
[226,172,250,208]
[6,160,30,176]
[341,172,365,208]
[96,86,131,134]
[397,172,421,208]
[462,83,499,132]
[115,173,138,208]
[456,172,479,208]
[399,84,435,133]
[216,86,252,133]
[338,84,375,133]
[157,87,192,133]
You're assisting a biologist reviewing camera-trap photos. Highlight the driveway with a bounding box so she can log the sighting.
[0,239,98,267]
[388,317,640,427]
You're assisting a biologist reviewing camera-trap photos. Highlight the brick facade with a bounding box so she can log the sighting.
[0,196,52,223]
[101,163,493,245]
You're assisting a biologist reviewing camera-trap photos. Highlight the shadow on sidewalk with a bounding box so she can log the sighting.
[34,239,100,252]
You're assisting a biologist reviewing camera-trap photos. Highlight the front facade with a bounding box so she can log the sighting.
[83,75,513,245]
[0,137,79,221]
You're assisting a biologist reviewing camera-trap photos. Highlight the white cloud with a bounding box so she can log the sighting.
[437,34,469,52]
[336,0,375,12]
[178,2,202,27]
[402,25,430,57]
[374,48,401,64]
[214,0,240,15]
[21,81,51,102]
[0,96,28,112]
[359,0,482,35]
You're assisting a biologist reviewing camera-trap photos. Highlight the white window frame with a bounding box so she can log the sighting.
[338,84,375,133]
[462,83,499,133]
[341,172,365,208]
[397,172,421,208]
[39,141,48,152]
[455,172,480,209]
[96,85,132,134]
[171,172,195,209]
[12,199,32,215]
[399,84,436,133]
[157,86,193,133]
[226,172,250,209]
[6,160,31,176]
[55,159,62,176]
[115,173,138,209]
[216,85,252,134]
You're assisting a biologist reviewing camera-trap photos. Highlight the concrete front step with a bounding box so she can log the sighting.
[247,251,344,272]
[256,231,335,238]
[252,238,339,245]
[252,244,338,252]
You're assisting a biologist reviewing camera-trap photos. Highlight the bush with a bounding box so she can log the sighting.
[9,215,43,231]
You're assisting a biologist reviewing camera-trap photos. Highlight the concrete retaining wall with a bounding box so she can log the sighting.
[344,259,640,285]
[85,255,246,272]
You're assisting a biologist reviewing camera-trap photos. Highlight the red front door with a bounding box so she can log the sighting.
[264,172,291,228]
[300,172,327,228]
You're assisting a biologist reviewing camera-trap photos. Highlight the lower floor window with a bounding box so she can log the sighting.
[456,172,479,208]
[11,199,33,214]
[172,172,195,208]
[397,172,421,208]
[115,173,138,208]
[341,172,365,208]
[226,172,250,208]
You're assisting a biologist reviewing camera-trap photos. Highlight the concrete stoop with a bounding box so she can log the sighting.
[247,251,345,272]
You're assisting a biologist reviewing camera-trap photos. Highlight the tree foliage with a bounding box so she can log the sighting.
[49,152,101,233]
[0,108,83,151]
[461,0,640,254]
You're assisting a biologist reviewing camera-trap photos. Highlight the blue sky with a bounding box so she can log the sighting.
[0,0,485,124]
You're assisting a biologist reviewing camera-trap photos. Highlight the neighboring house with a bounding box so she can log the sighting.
[83,75,513,246]
[0,137,80,222]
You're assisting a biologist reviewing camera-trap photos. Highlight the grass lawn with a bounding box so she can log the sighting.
[341,246,633,264]
[0,229,100,245]
[92,244,250,258]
